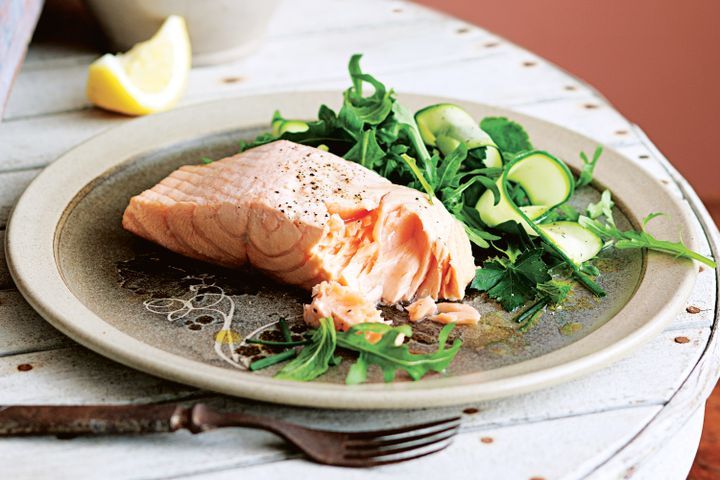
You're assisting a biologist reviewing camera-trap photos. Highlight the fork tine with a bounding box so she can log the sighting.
[344,430,458,459]
[364,442,453,467]
[345,416,461,440]
[345,423,460,449]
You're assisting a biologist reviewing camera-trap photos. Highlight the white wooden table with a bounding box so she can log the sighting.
[1,1,718,478]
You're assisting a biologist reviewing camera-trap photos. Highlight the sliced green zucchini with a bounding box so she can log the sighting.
[537,221,603,264]
[272,119,309,136]
[415,103,501,167]
[476,151,574,234]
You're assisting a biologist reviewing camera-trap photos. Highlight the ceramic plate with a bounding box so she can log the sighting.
[5,92,700,409]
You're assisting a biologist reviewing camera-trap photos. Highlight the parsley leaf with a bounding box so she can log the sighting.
[537,279,573,304]
[576,146,603,188]
[339,323,460,384]
[578,214,717,268]
[274,317,336,381]
[514,279,573,325]
[471,248,551,311]
[480,117,533,158]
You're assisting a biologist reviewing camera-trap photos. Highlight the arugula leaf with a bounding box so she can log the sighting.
[542,204,580,223]
[399,153,435,202]
[436,143,467,190]
[339,323,460,384]
[318,105,339,128]
[454,207,500,249]
[586,189,615,225]
[471,248,551,311]
[479,117,533,157]
[392,101,433,166]
[344,54,394,125]
[578,214,717,268]
[239,105,353,152]
[275,317,336,381]
[576,146,603,188]
[345,352,369,385]
[238,131,276,151]
[270,316,462,384]
[344,128,386,170]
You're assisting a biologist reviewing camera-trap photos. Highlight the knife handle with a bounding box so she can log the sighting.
[0,404,189,436]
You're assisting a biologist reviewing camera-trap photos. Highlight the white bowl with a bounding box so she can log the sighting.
[85,0,280,66]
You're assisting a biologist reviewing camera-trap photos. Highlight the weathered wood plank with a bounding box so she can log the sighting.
[620,406,704,480]
[0,168,38,229]
[4,15,497,120]
[614,142,686,201]
[0,290,71,355]
[0,405,659,480]
[265,0,442,38]
[0,231,10,289]
[0,345,197,403]
[0,111,122,172]
[665,266,717,331]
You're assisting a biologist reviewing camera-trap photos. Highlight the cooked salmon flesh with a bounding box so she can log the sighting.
[123,140,475,329]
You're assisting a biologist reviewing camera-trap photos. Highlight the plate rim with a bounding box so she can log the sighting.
[5,91,700,409]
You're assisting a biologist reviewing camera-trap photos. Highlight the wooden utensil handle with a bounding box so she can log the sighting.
[0,404,188,436]
[0,403,298,438]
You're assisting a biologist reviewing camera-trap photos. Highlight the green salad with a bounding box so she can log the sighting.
[235,54,715,384]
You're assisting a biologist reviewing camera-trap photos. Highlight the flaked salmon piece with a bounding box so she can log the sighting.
[406,297,480,325]
[123,140,475,327]
[430,302,481,325]
[407,296,437,322]
[304,281,385,331]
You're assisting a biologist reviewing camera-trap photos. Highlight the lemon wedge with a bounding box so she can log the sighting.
[87,15,191,116]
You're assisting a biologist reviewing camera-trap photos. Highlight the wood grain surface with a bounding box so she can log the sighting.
[690,384,720,480]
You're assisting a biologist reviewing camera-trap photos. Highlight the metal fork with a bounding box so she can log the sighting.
[0,403,461,467]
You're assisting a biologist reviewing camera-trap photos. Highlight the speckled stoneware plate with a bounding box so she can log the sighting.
[5,92,701,409]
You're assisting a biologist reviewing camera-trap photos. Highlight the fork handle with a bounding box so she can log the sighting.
[0,404,188,436]
[0,403,294,437]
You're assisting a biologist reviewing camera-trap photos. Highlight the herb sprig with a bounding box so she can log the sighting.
[579,211,717,268]
[253,319,460,384]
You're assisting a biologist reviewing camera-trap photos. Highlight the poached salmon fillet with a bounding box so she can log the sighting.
[122,140,475,329]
